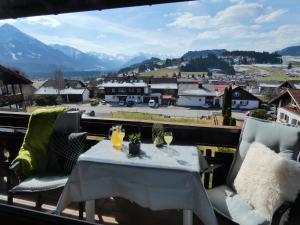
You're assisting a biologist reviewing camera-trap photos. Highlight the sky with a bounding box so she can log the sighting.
[1,0,300,57]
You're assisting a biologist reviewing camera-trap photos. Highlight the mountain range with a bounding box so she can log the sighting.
[0,24,157,77]
[0,23,299,79]
[277,45,300,57]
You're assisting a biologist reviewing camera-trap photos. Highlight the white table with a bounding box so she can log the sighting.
[56,140,218,225]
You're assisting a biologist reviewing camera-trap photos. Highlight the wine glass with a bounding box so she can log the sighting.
[164,132,173,154]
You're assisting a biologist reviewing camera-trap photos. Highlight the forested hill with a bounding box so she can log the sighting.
[181,54,235,75]
[222,51,282,64]
[182,49,227,60]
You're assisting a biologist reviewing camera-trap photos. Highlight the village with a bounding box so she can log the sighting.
[1,59,300,126]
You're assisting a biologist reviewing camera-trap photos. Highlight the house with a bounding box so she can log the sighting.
[149,78,178,105]
[270,88,300,126]
[99,80,150,103]
[279,80,300,90]
[0,65,32,109]
[35,79,90,103]
[213,84,230,95]
[177,83,220,107]
[254,82,281,96]
[220,86,262,110]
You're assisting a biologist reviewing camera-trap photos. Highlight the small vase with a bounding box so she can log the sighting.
[129,142,140,155]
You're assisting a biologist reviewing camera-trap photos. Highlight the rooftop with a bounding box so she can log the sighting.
[99,82,148,88]
[0,65,32,85]
[150,83,178,89]
[35,87,87,95]
[180,89,217,97]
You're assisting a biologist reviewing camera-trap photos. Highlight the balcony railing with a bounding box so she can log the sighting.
[0,111,241,190]
[0,94,24,107]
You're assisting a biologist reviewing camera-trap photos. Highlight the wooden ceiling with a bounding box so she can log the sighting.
[0,0,192,19]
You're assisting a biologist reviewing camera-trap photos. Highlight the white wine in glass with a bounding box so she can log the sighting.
[164,132,173,146]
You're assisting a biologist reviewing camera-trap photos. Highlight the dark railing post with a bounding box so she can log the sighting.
[203,149,211,189]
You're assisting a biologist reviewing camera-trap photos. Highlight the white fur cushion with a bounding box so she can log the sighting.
[234,142,300,221]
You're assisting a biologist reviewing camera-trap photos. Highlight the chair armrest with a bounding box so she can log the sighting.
[8,161,20,173]
[202,164,225,189]
[202,164,223,174]
[271,201,292,225]
[7,161,21,192]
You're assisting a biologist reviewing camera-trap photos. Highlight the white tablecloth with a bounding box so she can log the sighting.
[56,140,218,225]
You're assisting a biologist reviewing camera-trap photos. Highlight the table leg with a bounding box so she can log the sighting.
[183,209,193,225]
[85,200,95,222]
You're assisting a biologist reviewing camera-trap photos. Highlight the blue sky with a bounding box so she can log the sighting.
[1,0,300,57]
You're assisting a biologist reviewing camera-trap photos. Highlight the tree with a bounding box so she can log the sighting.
[250,109,268,120]
[226,108,231,118]
[52,69,64,103]
[223,115,230,126]
[228,86,232,111]
[288,63,293,70]
[165,58,172,66]
[52,69,64,97]
[229,117,236,126]
[222,87,233,126]
[222,88,229,116]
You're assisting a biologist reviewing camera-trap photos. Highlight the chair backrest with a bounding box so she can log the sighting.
[226,117,300,189]
[53,110,80,134]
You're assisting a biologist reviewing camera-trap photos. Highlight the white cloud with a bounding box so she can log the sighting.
[168,1,295,52]
[27,13,194,56]
[96,33,107,39]
[5,2,295,56]
[0,19,17,25]
[31,34,118,54]
[214,2,263,24]
[187,0,201,6]
[168,13,212,29]
[212,24,300,52]
[163,12,182,18]
[210,0,224,3]
[25,16,61,27]
[169,2,263,29]
[255,9,287,24]
[229,0,244,3]
[197,31,220,39]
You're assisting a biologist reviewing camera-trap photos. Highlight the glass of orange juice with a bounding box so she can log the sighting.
[111,126,125,150]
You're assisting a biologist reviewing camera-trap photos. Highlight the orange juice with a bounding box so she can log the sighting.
[112,130,122,150]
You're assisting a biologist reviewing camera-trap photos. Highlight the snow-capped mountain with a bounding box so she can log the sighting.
[0,23,161,77]
[51,44,105,70]
[0,24,76,74]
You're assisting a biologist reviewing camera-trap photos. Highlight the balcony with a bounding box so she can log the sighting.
[0,111,241,225]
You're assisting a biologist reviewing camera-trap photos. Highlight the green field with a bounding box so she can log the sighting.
[255,73,300,81]
[234,65,300,81]
[140,68,207,77]
[107,111,214,125]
